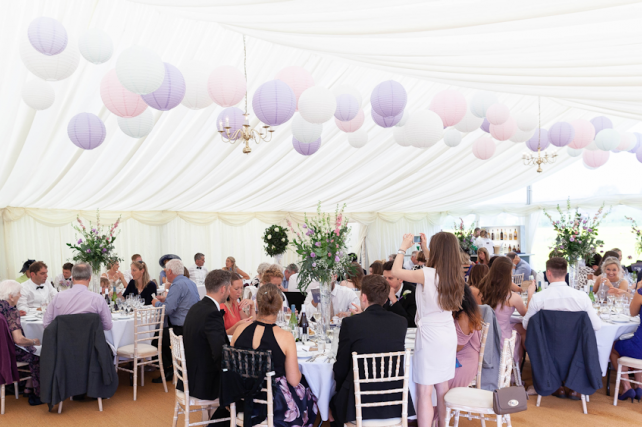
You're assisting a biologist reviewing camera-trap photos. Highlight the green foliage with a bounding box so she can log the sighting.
[263,224,289,256]
[65,210,122,272]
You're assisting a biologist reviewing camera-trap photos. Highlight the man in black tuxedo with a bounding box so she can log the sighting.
[382,260,417,328]
[330,275,412,427]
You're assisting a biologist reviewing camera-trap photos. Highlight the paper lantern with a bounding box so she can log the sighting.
[585,141,599,151]
[513,113,538,132]
[403,110,443,148]
[470,91,497,118]
[629,133,642,154]
[334,94,360,122]
[141,63,186,111]
[117,109,154,138]
[480,118,490,133]
[20,35,79,81]
[78,28,113,64]
[489,117,517,141]
[335,109,364,133]
[372,109,403,128]
[526,128,550,152]
[180,61,213,110]
[21,80,55,110]
[485,103,510,126]
[208,65,247,107]
[428,90,467,127]
[443,128,462,147]
[332,85,362,107]
[509,128,535,143]
[454,110,483,132]
[370,80,407,118]
[594,129,620,151]
[28,17,67,56]
[568,119,595,149]
[582,149,610,168]
[276,66,315,110]
[252,80,296,126]
[590,116,613,135]
[393,126,411,147]
[68,113,106,150]
[298,86,336,124]
[348,129,368,148]
[567,147,583,157]
[636,146,642,163]
[100,69,147,118]
[617,132,636,152]
[293,136,320,156]
[396,110,409,127]
[292,113,323,143]
[548,122,575,147]
[217,107,245,141]
[115,46,164,95]
[472,136,496,160]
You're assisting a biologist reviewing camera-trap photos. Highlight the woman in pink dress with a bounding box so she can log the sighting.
[449,285,482,388]
[392,232,465,427]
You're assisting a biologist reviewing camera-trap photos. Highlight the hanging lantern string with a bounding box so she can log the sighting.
[537,96,541,151]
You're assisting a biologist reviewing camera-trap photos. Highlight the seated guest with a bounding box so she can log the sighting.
[123,261,157,305]
[473,227,481,239]
[158,254,181,287]
[0,280,43,405]
[188,252,208,287]
[369,260,383,275]
[223,273,255,335]
[468,264,489,305]
[101,260,126,297]
[223,256,250,280]
[593,257,629,295]
[151,259,200,383]
[475,230,494,258]
[543,250,570,284]
[331,275,409,427]
[403,251,418,270]
[304,278,359,318]
[232,283,318,427]
[43,263,112,331]
[245,263,270,300]
[413,251,427,270]
[388,254,397,262]
[282,264,299,291]
[578,253,602,290]
[339,263,364,291]
[123,254,142,284]
[507,252,531,278]
[17,261,57,314]
[460,252,474,278]
[383,260,417,328]
[477,247,491,266]
[99,277,113,299]
[16,259,35,284]
[53,262,74,292]
[449,285,482,388]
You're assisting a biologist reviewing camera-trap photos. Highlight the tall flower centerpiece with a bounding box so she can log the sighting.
[263,224,289,265]
[625,216,642,254]
[65,210,122,293]
[453,218,477,254]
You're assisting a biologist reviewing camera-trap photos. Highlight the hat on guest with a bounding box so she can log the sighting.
[20,259,36,273]
[159,254,181,268]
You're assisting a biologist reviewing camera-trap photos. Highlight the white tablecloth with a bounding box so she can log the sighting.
[197,285,206,299]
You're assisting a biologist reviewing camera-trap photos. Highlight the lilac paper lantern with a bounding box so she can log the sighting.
[216,107,245,141]
[480,118,490,133]
[636,146,642,163]
[28,17,68,56]
[334,94,359,122]
[629,133,642,154]
[292,137,321,156]
[67,113,106,150]
[252,80,296,126]
[548,122,575,147]
[590,116,613,135]
[141,63,186,111]
[371,109,403,128]
[526,128,550,152]
[370,80,407,118]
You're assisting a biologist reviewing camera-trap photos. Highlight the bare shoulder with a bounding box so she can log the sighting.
[273,326,295,351]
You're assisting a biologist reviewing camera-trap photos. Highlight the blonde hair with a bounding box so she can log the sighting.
[480,230,488,238]
[131,261,151,291]
[460,252,471,264]
[261,266,284,284]
[477,247,490,264]
[601,256,621,273]
[226,256,238,272]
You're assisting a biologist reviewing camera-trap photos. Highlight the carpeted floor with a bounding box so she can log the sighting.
[2,361,641,427]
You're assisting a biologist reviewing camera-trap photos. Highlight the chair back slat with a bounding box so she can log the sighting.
[169,329,187,387]
[497,330,517,389]
[474,322,490,389]
[511,274,524,286]
[133,306,165,350]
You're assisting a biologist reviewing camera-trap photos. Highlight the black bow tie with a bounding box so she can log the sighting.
[197,267,202,269]
[36,286,44,290]
[220,308,226,316]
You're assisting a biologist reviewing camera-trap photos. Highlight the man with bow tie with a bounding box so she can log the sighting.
[17,261,58,314]
[187,252,208,287]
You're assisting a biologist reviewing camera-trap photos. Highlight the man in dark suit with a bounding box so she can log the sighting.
[330,275,411,427]
[382,260,417,328]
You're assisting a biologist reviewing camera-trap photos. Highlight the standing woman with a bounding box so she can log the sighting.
[392,232,465,427]
[123,261,157,305]
[223,256,250,280]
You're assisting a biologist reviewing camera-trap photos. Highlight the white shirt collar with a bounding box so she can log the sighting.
[395,287,402,299]
[205,295,220,311]
[548,281,567,287]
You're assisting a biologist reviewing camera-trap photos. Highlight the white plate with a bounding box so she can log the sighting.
[21,315,39,321]
[298,350,323,359]
[611,315,633,323]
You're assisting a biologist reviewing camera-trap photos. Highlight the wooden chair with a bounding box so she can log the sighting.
[445,330,517,427]
[1,361,31,415]
[613,356,642,406]
[116,306,167,400]
[347,349,412,427]
[169,329,230,427]
[511,274,524,287]
[468,322,490,389]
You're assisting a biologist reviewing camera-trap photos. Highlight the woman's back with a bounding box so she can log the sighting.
[234,321,287,377]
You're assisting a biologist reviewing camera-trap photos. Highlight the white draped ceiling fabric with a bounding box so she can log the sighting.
[2,0,642,279]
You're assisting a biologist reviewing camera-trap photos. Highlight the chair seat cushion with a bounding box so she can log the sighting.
[236,411,267,425]
[619,356,642,369]
[175,390,219,407]
[116,343,158,358]
[445,387,494,411]
[345,418,402,427]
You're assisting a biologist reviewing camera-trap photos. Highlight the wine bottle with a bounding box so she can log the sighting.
[514,229,518,240]
[509,231,512,240]
[491,230,495,240]
[500,230,504,240]
[298,305,309,341]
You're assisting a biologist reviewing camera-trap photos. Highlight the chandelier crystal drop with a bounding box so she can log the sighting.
[522,96,557,173]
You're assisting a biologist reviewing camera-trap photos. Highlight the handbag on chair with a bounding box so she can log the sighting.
[492,386,528,414]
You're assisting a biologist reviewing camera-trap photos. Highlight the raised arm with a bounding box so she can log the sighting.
[391,234,425,284]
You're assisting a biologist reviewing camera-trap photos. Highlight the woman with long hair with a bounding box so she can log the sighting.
[223,256,250,280]
[101,260,126,297]
[123,261,157,305]
[392,232,465,427]
[468,264,489,305]
[369,261,383,275]
[477,247,491,266]
[340,262,364,290]
[449,285,483,388]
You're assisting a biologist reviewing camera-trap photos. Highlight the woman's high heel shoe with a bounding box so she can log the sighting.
[618,388,636,403]
[635,388,642,402]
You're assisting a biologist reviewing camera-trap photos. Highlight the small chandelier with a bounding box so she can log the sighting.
[218,35,273,154]
[522,96,557,173]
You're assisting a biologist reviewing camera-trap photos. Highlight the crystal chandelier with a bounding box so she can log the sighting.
[218,35,273,154]
[522,97,557,173]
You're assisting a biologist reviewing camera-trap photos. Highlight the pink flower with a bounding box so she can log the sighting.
[328,253,332,257]
[334,229,340,236]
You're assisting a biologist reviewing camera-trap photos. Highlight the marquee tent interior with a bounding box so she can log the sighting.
[2,0,642,280]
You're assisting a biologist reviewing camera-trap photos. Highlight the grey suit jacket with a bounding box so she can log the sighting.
[479,304,502,391]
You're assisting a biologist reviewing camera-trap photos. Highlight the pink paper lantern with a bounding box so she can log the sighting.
[334,94,360,122]
[28,17,68,56]
[252,80,296,126]
[208,66,246,107]
[489,117,517,141]
[549,122,575,147]
[372,109,403,128]
[293,136,321,156]
[370,80,407,118]
[568,119,595,149]
[335,109,365,133]
[526,128,550,152]
[275,66,315,110]
[100,69,147,118]
[67,113,106,150]
[141,63,186,111]
[472,136,496,160]
[428,90,467,127]
[636,146,642,163]
[485,103,510,126]
[583,149,610,168]
[216,107,245,141]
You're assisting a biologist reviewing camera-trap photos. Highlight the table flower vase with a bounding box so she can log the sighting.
[90,267,102,293]
[274,253,284,266]
[318,279,333,350]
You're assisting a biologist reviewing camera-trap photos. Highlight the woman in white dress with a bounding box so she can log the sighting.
[101,260,126,297]
[392,232,465,427]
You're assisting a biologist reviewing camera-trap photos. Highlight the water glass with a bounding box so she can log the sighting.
[599,303,611,320]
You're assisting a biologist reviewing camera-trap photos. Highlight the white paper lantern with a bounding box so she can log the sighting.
[470,91,498,118]
[454,110,483,133]
[585,140,599,151]
[489,116,517,141]
[404,110,443,148]
[298,86,337,124]
[21,80,55,110]
[179,61,213,110]
[513,112,538,132]
[78,28,113,64]
[509,128,535,143]
[567,147,583,157]
[485,103,510,126]
[393,126,411,147]
[348,129,368,148]
[332,85,362,107]
[20,35,79,81]
[117,109,154,138]
[395,110,409,127]
[594,129,620,151]
[443,128,462,147]
[617,132,636,152]
[115,46,164,95]
[292,113,323,144]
